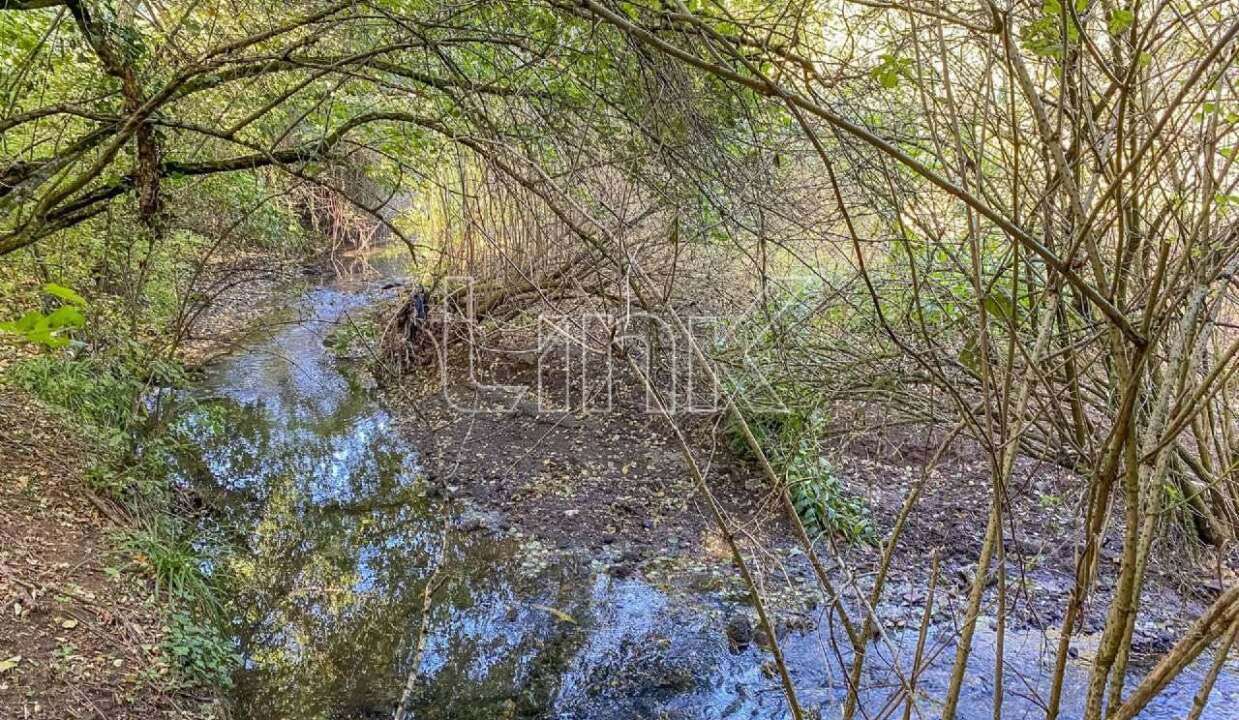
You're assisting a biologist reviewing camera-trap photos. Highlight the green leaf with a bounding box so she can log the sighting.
[14,310,42,332]
[46,305,85,330]
[42,283,87,307]
[24,328,69,348]
[871,54,911,90]
[1214,192,1239,209]
[984,293,1017,322]
[0,305,82,347]
[959,333,980,372]
[1108,9,1134,35]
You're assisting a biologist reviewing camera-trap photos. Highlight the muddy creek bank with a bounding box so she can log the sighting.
[161,249,1237,719]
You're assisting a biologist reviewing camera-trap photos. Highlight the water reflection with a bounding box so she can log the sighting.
[173,254,439,717]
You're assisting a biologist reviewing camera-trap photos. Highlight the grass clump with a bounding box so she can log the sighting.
[120,516,217,610]
[8,353,143,438]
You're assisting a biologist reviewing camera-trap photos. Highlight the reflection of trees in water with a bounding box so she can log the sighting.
[408,558,594,720]
[228,508,594,719]
[176,392,414,506]
[171,399,274,503]
[176,396,593,718]
[226,485,435,719]
[326,240,413,282]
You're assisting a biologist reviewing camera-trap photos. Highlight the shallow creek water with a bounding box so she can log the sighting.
[166,249,1237,719]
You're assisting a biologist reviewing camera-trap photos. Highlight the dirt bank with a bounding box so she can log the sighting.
[0,386,216,719]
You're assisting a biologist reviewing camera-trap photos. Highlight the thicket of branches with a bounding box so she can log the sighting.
[3,1,1238,718]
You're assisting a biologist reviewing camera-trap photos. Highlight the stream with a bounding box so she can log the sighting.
[164,248,1238,719]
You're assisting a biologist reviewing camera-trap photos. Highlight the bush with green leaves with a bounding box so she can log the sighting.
[724,405,873,543]
[780,418,873,543]
[164,609,240,690]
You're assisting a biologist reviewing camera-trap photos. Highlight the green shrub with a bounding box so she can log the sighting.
[725,406,873,543]
[164,609,240,689]
[782,430,873,543]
